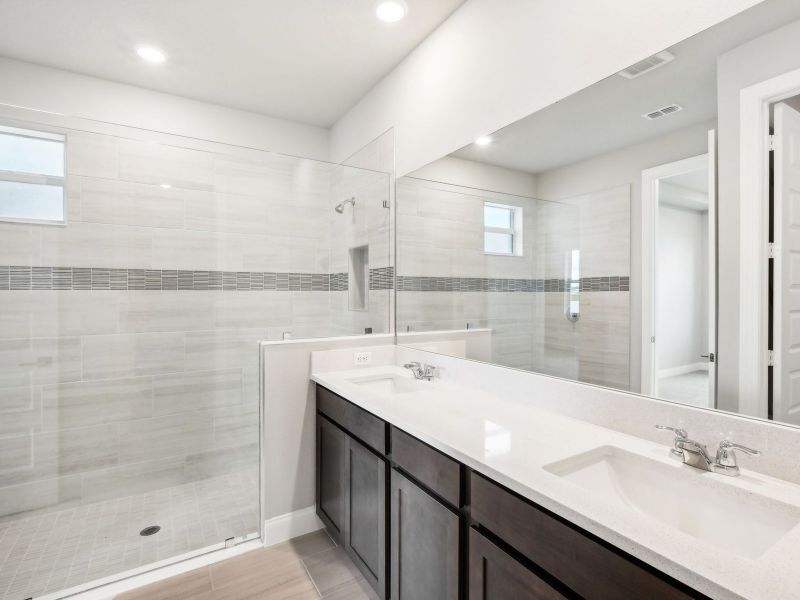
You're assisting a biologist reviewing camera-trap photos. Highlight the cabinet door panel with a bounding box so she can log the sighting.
[391,469,460,600]
[346,436,387,599]
[317,415,345,541]
[469,528,567,600]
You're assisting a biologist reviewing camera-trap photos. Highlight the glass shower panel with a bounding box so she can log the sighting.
[0,108,390,600]
[395,176,580,377]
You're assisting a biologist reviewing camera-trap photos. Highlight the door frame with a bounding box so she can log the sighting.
[641,152,712,398]
[739,67,800,419]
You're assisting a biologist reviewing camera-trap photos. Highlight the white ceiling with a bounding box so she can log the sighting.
[452,0,800,174]
[0,0,464,127]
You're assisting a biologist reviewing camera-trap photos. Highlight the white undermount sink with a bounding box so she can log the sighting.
[544,446,800,559]
[346,373,428,395]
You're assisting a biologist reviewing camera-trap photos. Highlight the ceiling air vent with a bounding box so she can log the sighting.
[642,103,683,121]
[618,50,675,79]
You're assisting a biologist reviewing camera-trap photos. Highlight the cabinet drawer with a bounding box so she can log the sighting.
[469,528,567,600]
[470,473,696,600]
[391,426,460,507]
[317,385,386,454]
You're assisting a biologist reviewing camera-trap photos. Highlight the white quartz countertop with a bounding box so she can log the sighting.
[311,365,800,600]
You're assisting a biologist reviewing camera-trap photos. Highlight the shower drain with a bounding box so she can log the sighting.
[139,525,161,536]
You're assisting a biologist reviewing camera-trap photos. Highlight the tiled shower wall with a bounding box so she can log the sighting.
[395,177,630,390]
[0,118,389,521]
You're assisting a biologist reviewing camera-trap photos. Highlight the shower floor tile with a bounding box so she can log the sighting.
[0,469,258,600]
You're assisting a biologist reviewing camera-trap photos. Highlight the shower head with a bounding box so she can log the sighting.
[335,197,356,213]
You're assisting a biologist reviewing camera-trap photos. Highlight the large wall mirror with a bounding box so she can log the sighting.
[395,0,800,427]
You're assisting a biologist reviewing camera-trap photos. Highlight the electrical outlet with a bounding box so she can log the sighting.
[354,351,372,366]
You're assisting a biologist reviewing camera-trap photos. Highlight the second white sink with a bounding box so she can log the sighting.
[544,446,800,559]
[346,373,428,396]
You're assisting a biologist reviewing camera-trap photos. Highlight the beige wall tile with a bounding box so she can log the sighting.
[153,368,242,416]
[66,131,118,179]
[41,376,152,431]
[0,337,82,385]
[118,139,214,191]
[0,223,41,266]
[118,412,212,465]
[0,291,119,339]
[81,332,184,380]
[118,291,215,333]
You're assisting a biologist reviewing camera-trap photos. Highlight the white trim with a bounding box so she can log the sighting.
[640,153,709,397]
[264,505,325,545]
[658,362,709,379]
[738,67,800,419]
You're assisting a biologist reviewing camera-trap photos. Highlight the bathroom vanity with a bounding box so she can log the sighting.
[315,384,703,599]
[310,356,800,600]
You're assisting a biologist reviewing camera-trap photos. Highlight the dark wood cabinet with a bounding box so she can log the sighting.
[345,436,387,599]
[316,415,345,542]
[390,469,460,600]
[315,385,704,600]
[469,528,567,600]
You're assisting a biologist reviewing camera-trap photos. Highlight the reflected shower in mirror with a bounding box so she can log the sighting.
[395,0,800,426]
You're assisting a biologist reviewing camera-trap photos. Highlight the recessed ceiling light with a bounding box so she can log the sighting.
[375,1,408,23]
[136,46,167,64]
[159,183,172,189]
[475,136,492,146]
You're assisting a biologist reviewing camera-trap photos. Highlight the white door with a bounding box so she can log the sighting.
[706,130,717,407]
[773,102,800,425]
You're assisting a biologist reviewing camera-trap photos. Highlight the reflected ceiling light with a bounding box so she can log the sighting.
[376,1,408,22]
[475,136,492,146]
[136,46,167,64]
[159,183,172,189]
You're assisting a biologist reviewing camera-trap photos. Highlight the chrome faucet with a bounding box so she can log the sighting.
[403,361,438,381]
[655,425,760,477]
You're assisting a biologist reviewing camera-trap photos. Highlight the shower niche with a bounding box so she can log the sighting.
[349,244,369,311]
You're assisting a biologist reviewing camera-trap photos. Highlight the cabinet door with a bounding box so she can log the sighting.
[345,436,387,599]
[391,469,460,600]
[469,529,567,600]
[316,416,345,542]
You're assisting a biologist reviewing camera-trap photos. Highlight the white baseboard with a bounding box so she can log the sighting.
[264,505,325,546]
[659,362,709,379]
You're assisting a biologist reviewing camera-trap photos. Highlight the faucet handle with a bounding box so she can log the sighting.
[403,361,421,369]
[718,440,760,456]
[714,439,760,475]
[655,425,688,460]
[655,424,688,438]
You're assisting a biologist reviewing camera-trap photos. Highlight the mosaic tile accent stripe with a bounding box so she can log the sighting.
[396,275,629,292]
[0,266,394,292]
[0,267,627,293]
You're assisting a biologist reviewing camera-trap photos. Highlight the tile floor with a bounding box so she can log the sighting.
[0,469,258,600]
[658,370,710,408]
[115,530,379,600]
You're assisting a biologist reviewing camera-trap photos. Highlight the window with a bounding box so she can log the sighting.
[483,202,522,256]
[0,125,66,224]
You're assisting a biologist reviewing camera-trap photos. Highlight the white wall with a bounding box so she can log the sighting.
[657,204,709,372]
[535,121,712,392]
[716,19,800,412]
[410,155,537,198]
[0,57,329,160]
[330,0,763,175]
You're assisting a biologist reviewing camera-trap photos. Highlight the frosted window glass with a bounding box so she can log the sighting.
[0,181,64,221]
[0,131,64,176]
[484,205,512,228]
[484,232,513,254]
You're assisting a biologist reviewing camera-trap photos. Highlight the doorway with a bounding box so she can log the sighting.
[641,136,717,408]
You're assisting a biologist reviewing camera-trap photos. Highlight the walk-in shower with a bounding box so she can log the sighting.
[0,104,390,600]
